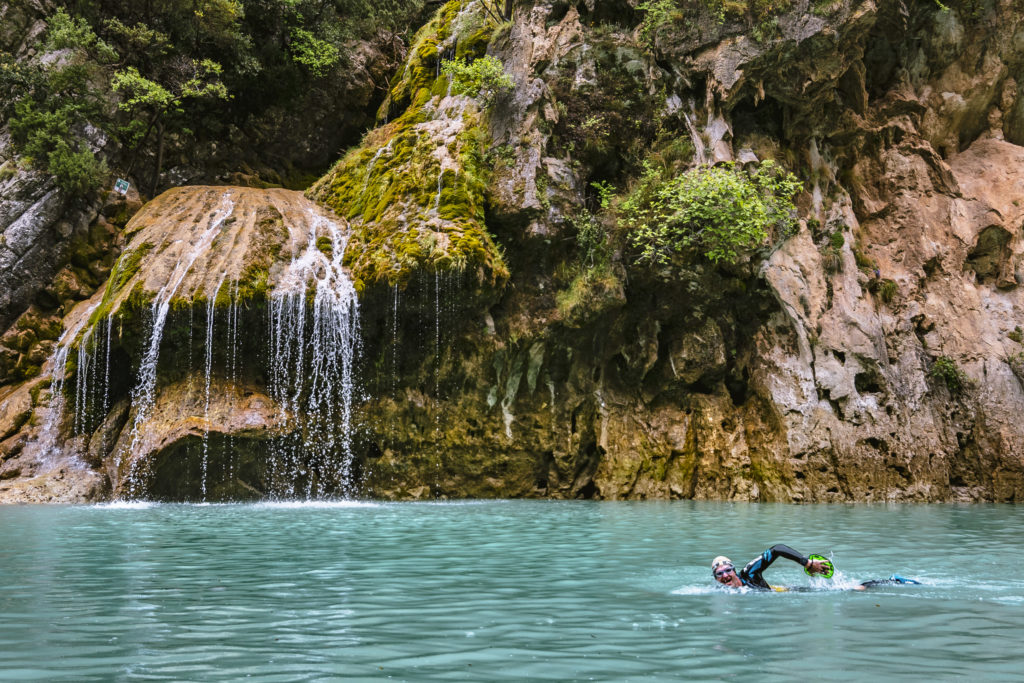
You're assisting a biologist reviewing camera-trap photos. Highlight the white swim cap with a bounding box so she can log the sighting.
[711,556,732,571]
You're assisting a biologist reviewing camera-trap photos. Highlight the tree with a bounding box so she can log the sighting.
[5,9,117,195]
[112,58,229,195]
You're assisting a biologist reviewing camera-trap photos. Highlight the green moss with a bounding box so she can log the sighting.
[112,242,153,293]
[214,279,233,308]
[556,264,624,326]
[235,264,270,304]
[29,378,51,407]
[87,241,154,327]
[306,1,508,294]
[375,1,461,124]
[749,459,785,486]
[456,25,493,61]
[879,279,898,304]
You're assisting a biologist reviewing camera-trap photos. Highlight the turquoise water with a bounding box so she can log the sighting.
[1,501,1022,681]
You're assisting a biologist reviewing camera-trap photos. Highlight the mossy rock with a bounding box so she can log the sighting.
[306,0,508,297]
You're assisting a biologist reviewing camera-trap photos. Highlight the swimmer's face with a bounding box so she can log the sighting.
[714,564,742,587]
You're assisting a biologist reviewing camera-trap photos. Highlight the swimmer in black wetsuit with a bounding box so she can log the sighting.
[712,545,829,590]
[711,546,921,591]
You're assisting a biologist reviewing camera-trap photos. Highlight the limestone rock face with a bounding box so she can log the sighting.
[3,0,1024,503]
[108,377,288,501]
[354,0,1024,503]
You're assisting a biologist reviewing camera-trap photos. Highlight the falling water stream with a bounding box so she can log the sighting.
[121,194,235,493]
[266,207,360,498]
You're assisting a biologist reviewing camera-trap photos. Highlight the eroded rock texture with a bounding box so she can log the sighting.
[355,0,1024,503]
[2,0,1023,502]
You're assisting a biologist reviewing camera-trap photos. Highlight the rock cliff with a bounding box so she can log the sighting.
[2,0,1023,502]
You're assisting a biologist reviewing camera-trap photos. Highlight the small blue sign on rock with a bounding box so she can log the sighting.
[113,178,130,195]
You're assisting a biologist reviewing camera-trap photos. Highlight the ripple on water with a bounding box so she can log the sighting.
[249,500,381,509]
[2,501,1023,680]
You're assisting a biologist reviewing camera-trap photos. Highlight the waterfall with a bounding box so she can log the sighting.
[389,283,401,397]
[74,325,95,436]
[200,274,227,500]
[121,193,234,494]
[360,139,394,198]
[18,298,102,469]
[266,207,361,498]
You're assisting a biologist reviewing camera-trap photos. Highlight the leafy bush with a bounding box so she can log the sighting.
[1008,326,1023,343]
[637,0,680,47]
[47,140,110,195]
[821,245,842,273]
[288,27,340,77]
[929,356,968,394]
[441,55,513,103]
[622,160,800,266]
[879,279,898,304]
[1008,352,1024,382]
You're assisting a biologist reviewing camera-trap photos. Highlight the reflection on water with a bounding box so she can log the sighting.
[1,501,1022,680]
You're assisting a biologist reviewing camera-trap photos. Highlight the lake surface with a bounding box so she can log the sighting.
[1,501,1021,681]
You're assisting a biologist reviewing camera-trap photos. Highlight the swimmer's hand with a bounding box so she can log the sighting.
[805,559,829,575]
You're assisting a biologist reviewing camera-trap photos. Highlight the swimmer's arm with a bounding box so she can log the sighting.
[763,544,811,568]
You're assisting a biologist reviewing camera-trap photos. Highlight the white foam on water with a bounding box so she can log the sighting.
[671,585,727,595]
[92,501,158,509]
[249,500,380,510]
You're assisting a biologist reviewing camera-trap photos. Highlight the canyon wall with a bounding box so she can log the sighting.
[2,0,1023,502]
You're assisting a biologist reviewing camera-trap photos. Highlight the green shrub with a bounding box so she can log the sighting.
[1008,352,1024,382]
[569,210,610,269]
[288,27,340,76]
[829,231,845,249]
[1008,326,1023,343]
[441,55,514,103]
[853,246,877,273]
[821,245,842,273]
[879,279,897,304]
[637,0,680,47]
[622,160,800,266]
[591,180,615,210]
[929,355,968,394]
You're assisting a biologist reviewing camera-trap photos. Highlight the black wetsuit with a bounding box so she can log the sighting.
[738,544,810,590]
[736,544,921,590]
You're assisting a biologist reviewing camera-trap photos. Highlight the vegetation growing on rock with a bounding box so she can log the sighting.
[306,0,510,293]
[622,160,800,266]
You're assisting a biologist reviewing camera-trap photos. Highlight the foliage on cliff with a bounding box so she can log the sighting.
[0,0,428,196]
[622,161,801,266]
[306,0,509,294]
